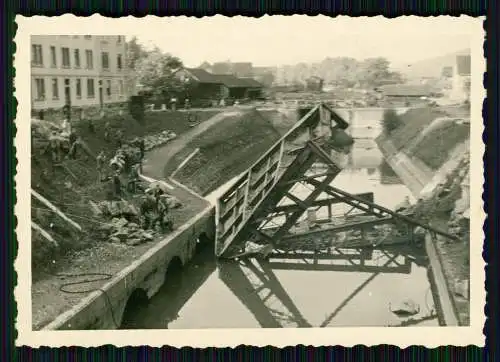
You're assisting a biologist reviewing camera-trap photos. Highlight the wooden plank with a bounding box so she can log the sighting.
[170,148,200,179]
[31,189,82,232]
[31,221,59,247]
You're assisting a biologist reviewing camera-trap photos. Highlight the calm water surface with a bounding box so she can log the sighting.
[122,116,438,329]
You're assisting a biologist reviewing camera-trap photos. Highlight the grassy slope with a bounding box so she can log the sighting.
[167,109,285,196]
[376,107,448,153]
[376,105,470,170]
[31,110,219,276]
[410,122,470,170]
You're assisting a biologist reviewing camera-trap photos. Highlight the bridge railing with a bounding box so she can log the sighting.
[215,102,350,257]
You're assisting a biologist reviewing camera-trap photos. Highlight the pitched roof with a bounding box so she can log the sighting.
[239,77,263,88]
[376,84,434,97]
[211,74,249,88]
[183,68,263,88]
[184,68,222,84]
[456,55,471,76]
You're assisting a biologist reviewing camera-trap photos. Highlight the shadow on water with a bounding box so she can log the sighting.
[121,241,437,329]
[120,242,217,329]
[217,245,433,328]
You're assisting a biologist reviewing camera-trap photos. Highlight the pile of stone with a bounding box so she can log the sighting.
[143,130,177,151]
[94,199,139,219]
[103,217,156,246]
[447,157,470,239]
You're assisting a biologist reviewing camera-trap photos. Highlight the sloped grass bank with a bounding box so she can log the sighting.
[166,110,285,196]
[409,122,469,170]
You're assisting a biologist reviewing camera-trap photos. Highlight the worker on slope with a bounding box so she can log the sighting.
[153,195,174,232]
[112,171,123,199]
[103,120,111,142]
[96,151,106,183]
[48,131,61,164]
[116,129,124,148]
[127,163,141,193]
[139,194,157,230]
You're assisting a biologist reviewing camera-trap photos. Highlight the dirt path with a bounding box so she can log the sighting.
[142,110,246,180]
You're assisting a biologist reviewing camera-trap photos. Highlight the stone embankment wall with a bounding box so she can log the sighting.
[376,108,471,326]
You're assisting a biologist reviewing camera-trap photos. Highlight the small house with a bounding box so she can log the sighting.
[173,68,225,100]
[375,84,437,106]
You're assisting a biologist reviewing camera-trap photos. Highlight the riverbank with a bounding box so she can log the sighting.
[375,104,471,325]
[31,110,220,329]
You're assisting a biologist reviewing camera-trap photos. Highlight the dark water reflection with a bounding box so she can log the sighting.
[123,135,438,329]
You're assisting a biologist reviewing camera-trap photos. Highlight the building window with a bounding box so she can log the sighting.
[61,47,70,68]
[85,50,93,69]
[106,80,112,98]
[117,36,122,43]
[74,49,81,68]
[50,46,57,68]
[51,78,59,100]
[34,78,46,100]
[76,79,82,98]
[84,35,92,39]
[101,52,109,70]
[31,44,43,66]
[117,54,122,70]
[119,80,124,95]
[87,79,95,98]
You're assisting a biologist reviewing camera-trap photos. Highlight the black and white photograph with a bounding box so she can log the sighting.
[16,15,484,347]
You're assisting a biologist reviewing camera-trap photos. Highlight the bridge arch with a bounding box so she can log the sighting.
[120,288,149,329]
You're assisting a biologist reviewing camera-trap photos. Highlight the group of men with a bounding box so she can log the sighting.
[139,184,174,232]
[96,134,173,232]
[46,111,82,165]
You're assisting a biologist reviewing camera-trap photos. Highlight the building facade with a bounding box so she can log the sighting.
[449,54,471,103]
[31,35,129,110]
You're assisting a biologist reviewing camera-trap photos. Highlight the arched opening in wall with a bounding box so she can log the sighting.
[196,232,213,252]
[164,256,184,290]
[120,288,149,329]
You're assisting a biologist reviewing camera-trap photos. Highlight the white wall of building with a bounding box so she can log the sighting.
[31,35,129,110]
[449,60,471,104]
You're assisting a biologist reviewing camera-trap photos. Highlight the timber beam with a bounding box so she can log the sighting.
[305,179,458,241]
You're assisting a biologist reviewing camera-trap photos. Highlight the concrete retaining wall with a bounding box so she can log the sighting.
[42,205,216,330]
[377,137,465,326]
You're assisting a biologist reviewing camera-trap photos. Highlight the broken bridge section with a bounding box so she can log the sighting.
[215,103,352,257]
[215,102,456,259]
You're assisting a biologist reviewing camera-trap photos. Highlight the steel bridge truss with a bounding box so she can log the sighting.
[215,103,456,259]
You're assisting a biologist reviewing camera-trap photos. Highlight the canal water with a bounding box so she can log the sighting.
[122,114,439,329]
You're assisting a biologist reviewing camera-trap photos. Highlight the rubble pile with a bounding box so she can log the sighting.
[447,156,471,239]
[89,185,183,247]
[101,217,156,246]
[142,130,177,151]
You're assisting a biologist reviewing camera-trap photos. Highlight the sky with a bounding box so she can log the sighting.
[128,15,480,68]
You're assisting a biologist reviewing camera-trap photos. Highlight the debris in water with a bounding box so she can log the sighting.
[233,241,274,259]
[389,299,420,317]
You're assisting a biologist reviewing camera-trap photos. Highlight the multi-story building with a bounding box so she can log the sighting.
[449,54,471,103]
[31,35,129,110]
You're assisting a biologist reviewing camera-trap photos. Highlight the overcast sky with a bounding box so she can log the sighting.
[129,15,479,68]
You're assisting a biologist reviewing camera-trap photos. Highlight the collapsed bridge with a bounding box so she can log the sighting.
[215,103,456,259]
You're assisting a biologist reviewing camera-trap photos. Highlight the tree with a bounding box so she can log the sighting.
[382,109,403,134]
[357,57,403,88]
[133,47,187,99]
[126,36,148,71]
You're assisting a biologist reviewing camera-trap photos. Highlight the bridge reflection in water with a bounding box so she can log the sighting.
[122,242,438,329]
